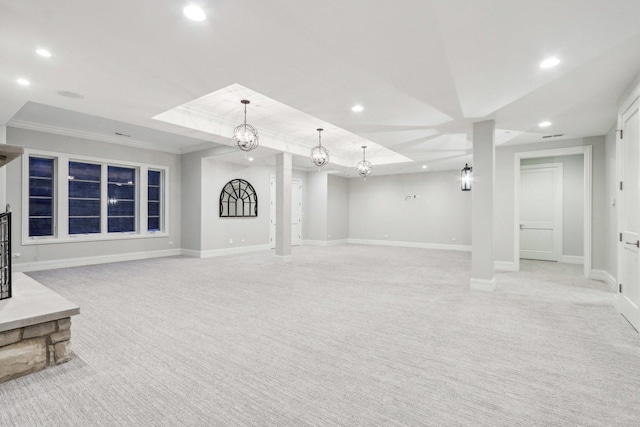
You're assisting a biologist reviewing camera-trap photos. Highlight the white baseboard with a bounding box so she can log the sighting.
[303,239,349,247]
[13,249,181,273]
[183,244,272,258]
[347,238,471,252]
[561,255,584,264]
[494,261,517,271]
[470,277,497,292]
[590,269,617,291]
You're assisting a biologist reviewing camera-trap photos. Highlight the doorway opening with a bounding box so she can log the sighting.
[514,146,592,278]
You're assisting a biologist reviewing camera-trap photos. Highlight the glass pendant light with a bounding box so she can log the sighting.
[233,100,259,152]
[357,146,372,178]
[310,128,330,167]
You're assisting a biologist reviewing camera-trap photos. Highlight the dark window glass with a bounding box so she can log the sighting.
[29,218,53,237]
[68,162,101,234]
[108,166,136,232]
[69,218,101,234]
[147,170,161,232]
[108,217,135,233]
[28,157,54,237]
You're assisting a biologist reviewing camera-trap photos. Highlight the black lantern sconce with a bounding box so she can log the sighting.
[461,163,472,191]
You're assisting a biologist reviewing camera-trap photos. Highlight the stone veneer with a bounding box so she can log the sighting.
[0,317,73,383]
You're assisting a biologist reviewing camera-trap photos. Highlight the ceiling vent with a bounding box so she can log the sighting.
[542,134,564,139]
[114,132,131,137]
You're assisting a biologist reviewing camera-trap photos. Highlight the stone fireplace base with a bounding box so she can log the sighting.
[0,273,80,383]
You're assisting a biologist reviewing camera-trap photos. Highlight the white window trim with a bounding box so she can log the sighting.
[22,149,170,245]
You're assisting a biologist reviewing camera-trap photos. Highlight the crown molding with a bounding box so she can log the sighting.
[8,119,184,154]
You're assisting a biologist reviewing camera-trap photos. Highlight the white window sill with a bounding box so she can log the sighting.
[22,232,169,246]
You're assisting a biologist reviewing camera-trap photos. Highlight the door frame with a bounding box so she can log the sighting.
[519,162,564,262]
[616,89,640,328]
[513,145,592,277]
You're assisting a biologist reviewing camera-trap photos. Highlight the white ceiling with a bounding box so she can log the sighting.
[2,0,640,175]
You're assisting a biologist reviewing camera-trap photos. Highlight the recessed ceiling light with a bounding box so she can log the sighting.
[16,78,30,86]
[351,105,364,112]
[183,5,206,21]
[539,121,552,127]
[540,57,560,69]
[422,165,427,169]
[248,157,254,162]
[36,48,52,58]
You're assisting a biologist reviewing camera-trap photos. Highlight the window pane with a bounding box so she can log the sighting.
[108,217,134,233]
[108,166,136,233]
[69,162,101,181]
[148,201,160,216]
[29,157,54,237]
[69,218,100,234]
[108,200,135,216]
[29,198,52,216]
[29,178,53,197]
[148,170,161,186]
[148,217,160,231]
[108,183,135,200]
[148,186,160,201]
[69,199,100,217]
[108,166,135,184]
[147,170,162,233]
[69,161,101,235]
[29,157,54,178]
[29,218,53,237]
[69,181,101,198]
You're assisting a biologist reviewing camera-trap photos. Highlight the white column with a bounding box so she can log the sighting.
[0,125,6,210]
[470,120,496,291]
[275,152,292,261]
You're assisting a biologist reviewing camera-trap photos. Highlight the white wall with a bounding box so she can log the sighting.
[181,151,308,253]
[495,136,607,269]
[327,175,349,240]
[6,127,181,269]
[201,159,272,251]
[520,155,584,257]
[348,170,471,246]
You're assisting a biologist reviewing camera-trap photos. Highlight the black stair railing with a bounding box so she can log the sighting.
[1,204,12,300]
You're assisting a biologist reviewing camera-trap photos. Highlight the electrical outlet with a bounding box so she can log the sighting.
[12,253,20,258]
[168,241,174,245]
[229,238,233,245]
[451,237,457,241]
[241,238,245,243]
[384,234,389,238]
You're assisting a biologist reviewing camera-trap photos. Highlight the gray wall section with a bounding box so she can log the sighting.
[495,136,607,269]
[327,175,349,240]
[521,155,584,257]
[180,151,203,251]
[305,171,328,241]
[348,170,472,245]
[6,127,181,266]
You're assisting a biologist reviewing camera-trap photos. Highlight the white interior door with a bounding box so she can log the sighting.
[519,163,563,261]
[618,97,640,332]
[269,176,302,248]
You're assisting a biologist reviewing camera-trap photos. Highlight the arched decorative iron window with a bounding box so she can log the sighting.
[219,179,258,217]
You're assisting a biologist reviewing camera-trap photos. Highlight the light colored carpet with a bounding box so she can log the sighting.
[1,245,639,426]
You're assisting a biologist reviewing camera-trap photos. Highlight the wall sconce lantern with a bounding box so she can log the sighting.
[461,163,472,191]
